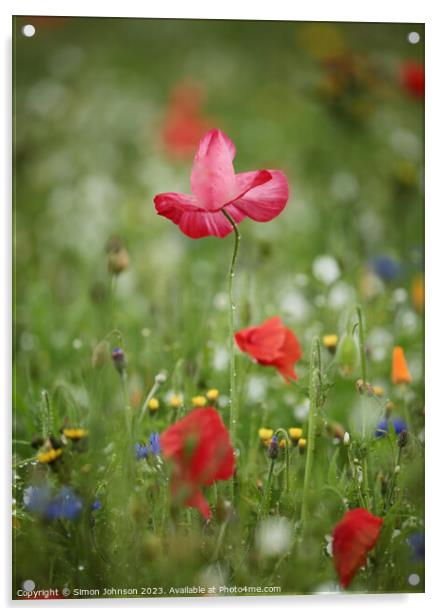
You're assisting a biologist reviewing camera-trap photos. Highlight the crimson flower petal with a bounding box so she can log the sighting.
[332,508,383,588]
[160,407,235,519]
[232,170,289,222]
[235,316,302,382]
[154,192,245,238]
[190,129,237,211]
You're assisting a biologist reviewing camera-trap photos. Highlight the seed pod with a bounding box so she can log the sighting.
[337,333,359,377]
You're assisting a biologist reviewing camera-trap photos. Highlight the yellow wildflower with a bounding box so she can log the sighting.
[298,438,307,453]
[258,428,273,442]
[206,389,219,402]
[148,398,160,413]
[323,334,338,350]
[63,428,88,441]
[37,448,62,464]
[289,427,303,442]
[192,395,207,407]
[169,394,183,409]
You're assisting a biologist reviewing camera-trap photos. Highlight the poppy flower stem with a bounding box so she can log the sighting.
[275,428,291,493]
[356,306,371,509]
[261,458,276,519]
[300,338,321,530]
[221,209,241,448]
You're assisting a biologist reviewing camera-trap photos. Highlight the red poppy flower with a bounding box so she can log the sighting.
[161,82,212,159]
[160,407,235,519]
[154,128,289,238]
[234,316,302,383]
[332,508,383,588]
[400,60,425,99]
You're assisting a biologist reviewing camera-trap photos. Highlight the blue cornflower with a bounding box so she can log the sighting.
[375,417,407,438]
[24,485,83,521]
[91,499,102,511]
[149,432,161,456]
[135,442,149,460]
[46,487,83,521]
[372,256,401,282]
[408,531,425,561]
[23,485,51,514]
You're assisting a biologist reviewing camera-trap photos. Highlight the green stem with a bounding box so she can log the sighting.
[261,458,275,519]
[356,305,370,509]
[221,209,241,497]
[300,338,320,529]
[275,428,290,493]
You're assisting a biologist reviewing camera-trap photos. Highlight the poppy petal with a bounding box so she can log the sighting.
[235,316,286,362]
[333,508,383,588]
[232,170,289,222]
[190,129,237,211]
[154,192,245,238]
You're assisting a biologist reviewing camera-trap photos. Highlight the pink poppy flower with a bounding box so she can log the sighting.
[153,129,290,238]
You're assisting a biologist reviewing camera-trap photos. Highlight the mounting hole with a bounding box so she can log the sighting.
[22,24,36,38]
[407,31,420,44]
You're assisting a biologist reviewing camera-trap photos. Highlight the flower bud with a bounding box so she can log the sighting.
[298,438,307,453]
[397,429,408,449]
[111,347,126,375]
[148,398,160,414]
[267,435,279,459]
[337,333,359,377]
[108,248,130,274]
[343,432,350,446]
[92,340,110,369]
[155,372,167,385]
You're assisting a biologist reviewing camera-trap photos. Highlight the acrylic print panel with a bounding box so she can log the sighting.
[12,16,424,600]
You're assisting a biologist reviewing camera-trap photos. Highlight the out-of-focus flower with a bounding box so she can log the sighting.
[37,448,62,464]
[323,334,338,352]
[130,389,143,408]
[255,516,292,558]
[91,499,102,511]
[327,421,346,440]
[400,60,425,99]
[154,129,289,239]
[372,256,401,282]
[135,442,149,460]
[149,432,161,456]
[45,487,83,521]
[258,428,274,442]
[191,395,206,407]
[411,275,424,312]
[168,394,183,409]
[161,82,212,159]
[372,385,384,397]
[332,508,383,588]
[235,316,302,383]
[289,427,303,443]
[391,346,412,384]
[23,485,52,514]
[343,432,350,446]
[337,333,359,378]
[92,340,110,368]
[160,407,234,519]
[63,428,88,441]
[111,347,126,375]
[107,240,130,275]
[267,435,279,459]
[24,485,83,521]
[375,417,407,438]
[206,389,219,402]
[407,531,425,561]
[298,23,346,60]
[298,438,307,453]
[148,398,160,414]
